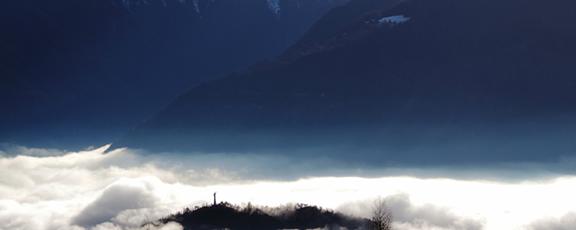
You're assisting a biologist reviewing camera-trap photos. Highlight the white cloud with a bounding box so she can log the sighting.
[338,194,483,230]
[73,177,162,227]
[386,194,483,230]
[1,145,576,230]
[528,213,576,230]
[0,146,189,230]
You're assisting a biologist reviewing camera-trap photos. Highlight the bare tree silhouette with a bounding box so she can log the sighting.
[371,198,392,230]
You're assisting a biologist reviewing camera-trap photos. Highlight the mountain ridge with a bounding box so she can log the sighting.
[0,0,347,148]
[116,0,576,163]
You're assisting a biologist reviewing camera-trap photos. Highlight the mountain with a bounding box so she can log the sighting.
[117,0,576,164]
[0,0,347,148]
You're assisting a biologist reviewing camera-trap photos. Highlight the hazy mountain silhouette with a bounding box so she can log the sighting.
[117,0,576,164]
[0,0,346,148]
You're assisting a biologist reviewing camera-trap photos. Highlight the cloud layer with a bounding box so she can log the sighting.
[1,146,576,230]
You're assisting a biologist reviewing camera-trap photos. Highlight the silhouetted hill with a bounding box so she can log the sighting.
[157,203,369,230]
[116,0,576,164]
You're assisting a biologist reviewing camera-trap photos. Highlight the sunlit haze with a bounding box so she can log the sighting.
[1,146,575,230]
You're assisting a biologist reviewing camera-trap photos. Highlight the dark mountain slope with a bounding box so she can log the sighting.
[0,0,346,148]
[116,0,576,164]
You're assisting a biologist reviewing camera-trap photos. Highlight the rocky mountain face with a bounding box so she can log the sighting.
[0,0,346,148]
[115,0,576,164]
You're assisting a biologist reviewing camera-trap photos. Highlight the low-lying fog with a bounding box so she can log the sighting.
[1,145,575,230]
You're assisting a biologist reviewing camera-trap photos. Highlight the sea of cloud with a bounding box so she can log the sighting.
[1,145,576,230]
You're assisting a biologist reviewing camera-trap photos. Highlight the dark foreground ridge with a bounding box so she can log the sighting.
[152,202,373,230]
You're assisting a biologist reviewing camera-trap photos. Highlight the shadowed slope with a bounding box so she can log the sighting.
[116,0,576,164]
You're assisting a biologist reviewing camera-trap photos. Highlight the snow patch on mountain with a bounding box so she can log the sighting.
[378,15,411,25]
[192,0,200,13]
[267,0,281,15]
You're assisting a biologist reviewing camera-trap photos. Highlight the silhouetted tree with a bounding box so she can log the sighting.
[370,198,392,230]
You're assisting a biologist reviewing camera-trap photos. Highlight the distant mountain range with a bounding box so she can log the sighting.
[0,0,346,148]
[115,0,576,164]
